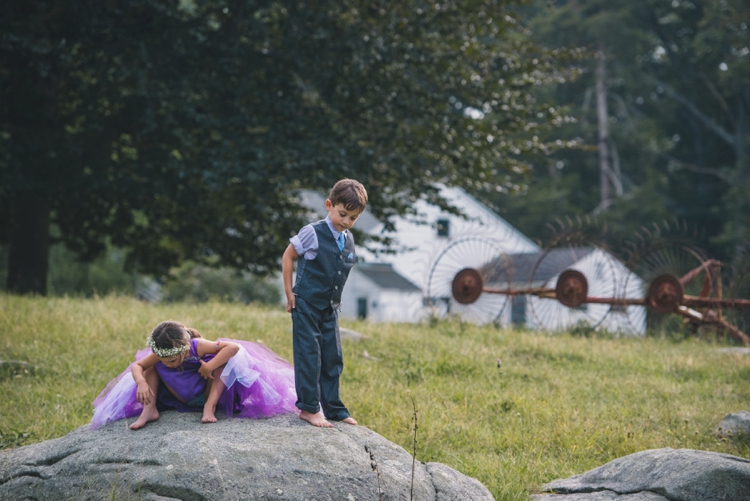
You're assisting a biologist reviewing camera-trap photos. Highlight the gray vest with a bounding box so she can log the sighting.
[293,220,356,310]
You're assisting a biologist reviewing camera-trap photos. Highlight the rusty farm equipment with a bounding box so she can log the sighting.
[425,230,750,345]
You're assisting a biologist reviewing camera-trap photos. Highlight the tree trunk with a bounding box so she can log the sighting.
[733,85,750,254]
[6,193,51,295]
[596,48,611,210]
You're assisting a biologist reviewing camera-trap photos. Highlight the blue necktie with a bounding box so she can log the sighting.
[337,233,345,252]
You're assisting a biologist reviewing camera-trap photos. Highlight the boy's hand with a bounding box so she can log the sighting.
[136,381,154,405]
[286,294,296,313]
[198,360,214,380]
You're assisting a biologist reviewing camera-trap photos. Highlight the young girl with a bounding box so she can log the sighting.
[91,321,297,430]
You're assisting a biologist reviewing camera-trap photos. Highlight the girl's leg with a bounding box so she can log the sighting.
[201,365,226,423]
[130,367,161,430]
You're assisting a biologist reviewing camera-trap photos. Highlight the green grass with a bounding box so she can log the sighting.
[2,293,750,500]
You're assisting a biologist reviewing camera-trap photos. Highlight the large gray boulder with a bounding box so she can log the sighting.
[715,410,750,441]
[533,448,750,501]
[0,411,493,501]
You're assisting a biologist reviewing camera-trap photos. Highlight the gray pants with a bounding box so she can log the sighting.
[291,297,350,421]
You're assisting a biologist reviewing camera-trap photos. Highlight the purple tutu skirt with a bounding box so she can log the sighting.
[91,339,298,429]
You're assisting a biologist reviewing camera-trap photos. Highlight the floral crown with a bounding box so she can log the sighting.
[146,336,190,358]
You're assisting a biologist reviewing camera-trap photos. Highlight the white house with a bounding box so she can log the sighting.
[358,185,541,286]
[341,262,422,322]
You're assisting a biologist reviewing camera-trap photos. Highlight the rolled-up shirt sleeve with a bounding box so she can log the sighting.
[289,224,318,260]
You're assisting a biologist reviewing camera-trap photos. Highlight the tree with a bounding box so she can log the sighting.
[485,0,667,243]
[488,0,749,257]
[640,0,750,252]
[1,0,579,294]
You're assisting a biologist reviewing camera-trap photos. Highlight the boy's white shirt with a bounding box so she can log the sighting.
[289,216,347,260]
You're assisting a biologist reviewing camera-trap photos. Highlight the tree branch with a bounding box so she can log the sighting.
[659,153,732,183]
[697,72,735,127]
[655,78,735,147]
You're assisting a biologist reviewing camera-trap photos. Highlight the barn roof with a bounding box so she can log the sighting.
[483,247,595,285]
[356,263,421,292]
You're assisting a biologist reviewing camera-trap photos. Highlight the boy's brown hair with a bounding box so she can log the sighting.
[328,179,368,212]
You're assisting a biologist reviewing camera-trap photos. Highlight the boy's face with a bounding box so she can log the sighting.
[325,199,362,233]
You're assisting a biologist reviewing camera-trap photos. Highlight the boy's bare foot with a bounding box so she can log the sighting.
[342,416,357,425]
[299,410,333,428]
[201,407,218,423]
[130,408,159,430]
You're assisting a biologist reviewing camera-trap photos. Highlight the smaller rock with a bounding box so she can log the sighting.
[340,327,365,341]
[533,448,750,501]
[533,492,667,500]
[715,347,750,355]
[427,462,493,501]
[715,410,750,441]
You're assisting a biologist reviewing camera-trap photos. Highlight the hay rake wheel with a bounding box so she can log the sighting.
[619,234,707,336]
[425,236,511,324]
[616,223,750,344]
[527,243,620,332]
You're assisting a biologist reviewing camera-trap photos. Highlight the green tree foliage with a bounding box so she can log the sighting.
[489,0,749,256]
[47,243,135,297]
[160,259,281,305]
[1,0,580,294]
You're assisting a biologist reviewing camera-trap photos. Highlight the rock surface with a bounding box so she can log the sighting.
[533,448,750,501]
[715,410,750,440]
[0,411,493,501]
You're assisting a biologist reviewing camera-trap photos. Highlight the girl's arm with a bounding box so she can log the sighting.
[132,353,160,404]
[132,353,160,382]
[196,339,240,380]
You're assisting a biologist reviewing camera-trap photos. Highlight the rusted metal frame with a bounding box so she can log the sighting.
[684,261,725,324]
[712,262,723,321]
[584,297,646,306]
[682,296,750,308]
[482,287,554,296]
[675,306,750,346]
[482,287,646,307]
[679,259,720,286]
[699,271,712,299]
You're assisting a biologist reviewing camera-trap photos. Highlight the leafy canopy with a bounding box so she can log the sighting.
[1,0,580,281]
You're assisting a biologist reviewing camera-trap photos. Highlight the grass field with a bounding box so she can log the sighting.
[2,293,749,500]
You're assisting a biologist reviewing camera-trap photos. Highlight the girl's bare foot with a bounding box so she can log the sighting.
[300,410,333,428]
[342,416,357,425]
[202,406,218,423]
[130,408,159,430]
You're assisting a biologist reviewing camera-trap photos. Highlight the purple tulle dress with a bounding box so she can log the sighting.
[91,338,298,429]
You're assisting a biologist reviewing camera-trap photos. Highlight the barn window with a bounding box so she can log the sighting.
[511,296,526,325]
[357,297,368,319]
[436,219,450,237]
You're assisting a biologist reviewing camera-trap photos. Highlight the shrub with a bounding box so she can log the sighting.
[160,260,281,305]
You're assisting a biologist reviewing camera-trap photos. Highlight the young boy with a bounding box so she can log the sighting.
[282,179,368,428]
